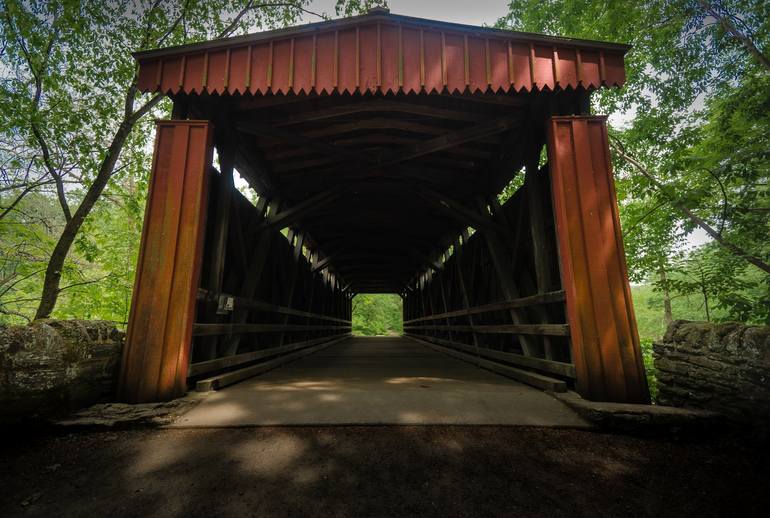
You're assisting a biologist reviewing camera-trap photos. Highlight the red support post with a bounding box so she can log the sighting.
[546,116,650,403]
[118,120,213,403]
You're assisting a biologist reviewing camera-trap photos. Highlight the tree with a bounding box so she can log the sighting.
[498,0,770,323]
[0,0,333,320]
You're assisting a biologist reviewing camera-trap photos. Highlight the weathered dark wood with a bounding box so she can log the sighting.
[403,291,566,324]
[405,334,567,392]
[273,99,487,126]
[525,161,557,359]
[402,323,569,336]
[189,333,350,376]
[196,335,351,392]
[193,323,351,336]
[197,289,351,324]
[407,334,576,378]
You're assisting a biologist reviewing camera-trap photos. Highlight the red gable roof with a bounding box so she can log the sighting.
[135,9,628,96]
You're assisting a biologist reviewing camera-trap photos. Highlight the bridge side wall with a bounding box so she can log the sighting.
[118,121,213,403]
[547,115,649,403]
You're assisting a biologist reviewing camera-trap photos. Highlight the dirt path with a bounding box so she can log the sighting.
[1,426,766,517]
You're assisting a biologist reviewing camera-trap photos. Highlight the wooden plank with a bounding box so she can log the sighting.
[404,335,567,392]
[189,333,349,376]
[524,162,556,359]
[402,323,569,336]
[219,197,272,357]
[419,190,508,235]
[278,230,305,346]
[118,120,213,403]
[403,290,566,323]
[197,289,352,324]
[453,234,480,346]
[408,334,575,378]
[262,187,346,231]
[196,335,351,391]
[272,99,486,125]
[193,323,351,336]
[477,204,540,357]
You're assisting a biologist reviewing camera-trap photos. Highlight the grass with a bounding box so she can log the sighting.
[629,284,728,401]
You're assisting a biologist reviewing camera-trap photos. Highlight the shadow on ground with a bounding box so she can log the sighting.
[1,425,768,517]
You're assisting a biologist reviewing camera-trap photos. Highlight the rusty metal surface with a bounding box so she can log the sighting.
[136,12,626,96]
[118,121,213,403]
[546,116,649,404]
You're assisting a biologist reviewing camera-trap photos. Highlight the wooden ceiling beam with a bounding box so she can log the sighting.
[272,99,488,126]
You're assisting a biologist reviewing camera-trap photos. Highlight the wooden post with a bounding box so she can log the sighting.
[546,115,650,403]
[118,120,213,403]
[524,161,556,360]
[453,235,480,347]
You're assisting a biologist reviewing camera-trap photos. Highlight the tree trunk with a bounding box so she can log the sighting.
[659,265,673,326]
[34,122,133,319]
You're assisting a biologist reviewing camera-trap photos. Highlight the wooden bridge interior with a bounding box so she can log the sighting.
[118,9,649,406]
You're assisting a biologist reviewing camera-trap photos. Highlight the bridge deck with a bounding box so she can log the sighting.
[171,337,588,427]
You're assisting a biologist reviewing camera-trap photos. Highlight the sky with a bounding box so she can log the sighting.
[302,0,511,26]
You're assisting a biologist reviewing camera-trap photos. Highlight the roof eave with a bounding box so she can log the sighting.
[132,11,631,62]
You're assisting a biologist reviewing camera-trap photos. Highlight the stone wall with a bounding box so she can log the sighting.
[0,320,123,421]
[654,320,770,425]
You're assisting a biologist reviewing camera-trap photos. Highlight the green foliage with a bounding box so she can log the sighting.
[498,0,770,323]
[352,294,402,336]
[639,339,658,401]
[0,0,372,323]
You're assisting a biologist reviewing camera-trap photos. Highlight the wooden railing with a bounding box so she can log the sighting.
[404,290,574,382]
[190,289,351,378]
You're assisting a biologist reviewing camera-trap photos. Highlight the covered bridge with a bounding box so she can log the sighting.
[118,8,649,406]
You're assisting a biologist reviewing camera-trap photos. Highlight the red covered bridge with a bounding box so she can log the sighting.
[118,8,649,407]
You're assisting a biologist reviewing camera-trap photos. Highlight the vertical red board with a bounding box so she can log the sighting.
[160,57,181,94]
[228,46,249,94]
[533,45,555,90]
[578,50,601,89]
[401,28,421,94]
[137,59,159,92]
[183,53,205,94]
[604,52,626,86]
[489,39,509,92]
[249,44,270,94]
[293,36,314,94]
[467,37,485,93]
[444,34,464,93]
[315,32,336,93]
[118,120,212,403]
[207,50,228,94]
[422,31,442,93]
[337,29,358,94]
[509,42,531,92]
[555,47,578,89]
[359,24,378,92]
[380,24,399,92]
[272,39,292,94]
[546,116,650,403]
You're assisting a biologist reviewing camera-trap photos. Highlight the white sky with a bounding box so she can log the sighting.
[303,0,511,26]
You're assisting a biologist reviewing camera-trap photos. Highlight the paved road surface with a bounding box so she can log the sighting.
[172,336,588,427]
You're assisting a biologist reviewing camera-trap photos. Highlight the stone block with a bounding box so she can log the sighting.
[654,320,770,426]
[0,320,124,421]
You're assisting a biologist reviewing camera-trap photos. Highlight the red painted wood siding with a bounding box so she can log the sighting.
[136,22,626,96]
[118,121,213,403]
[547,116,649,403]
